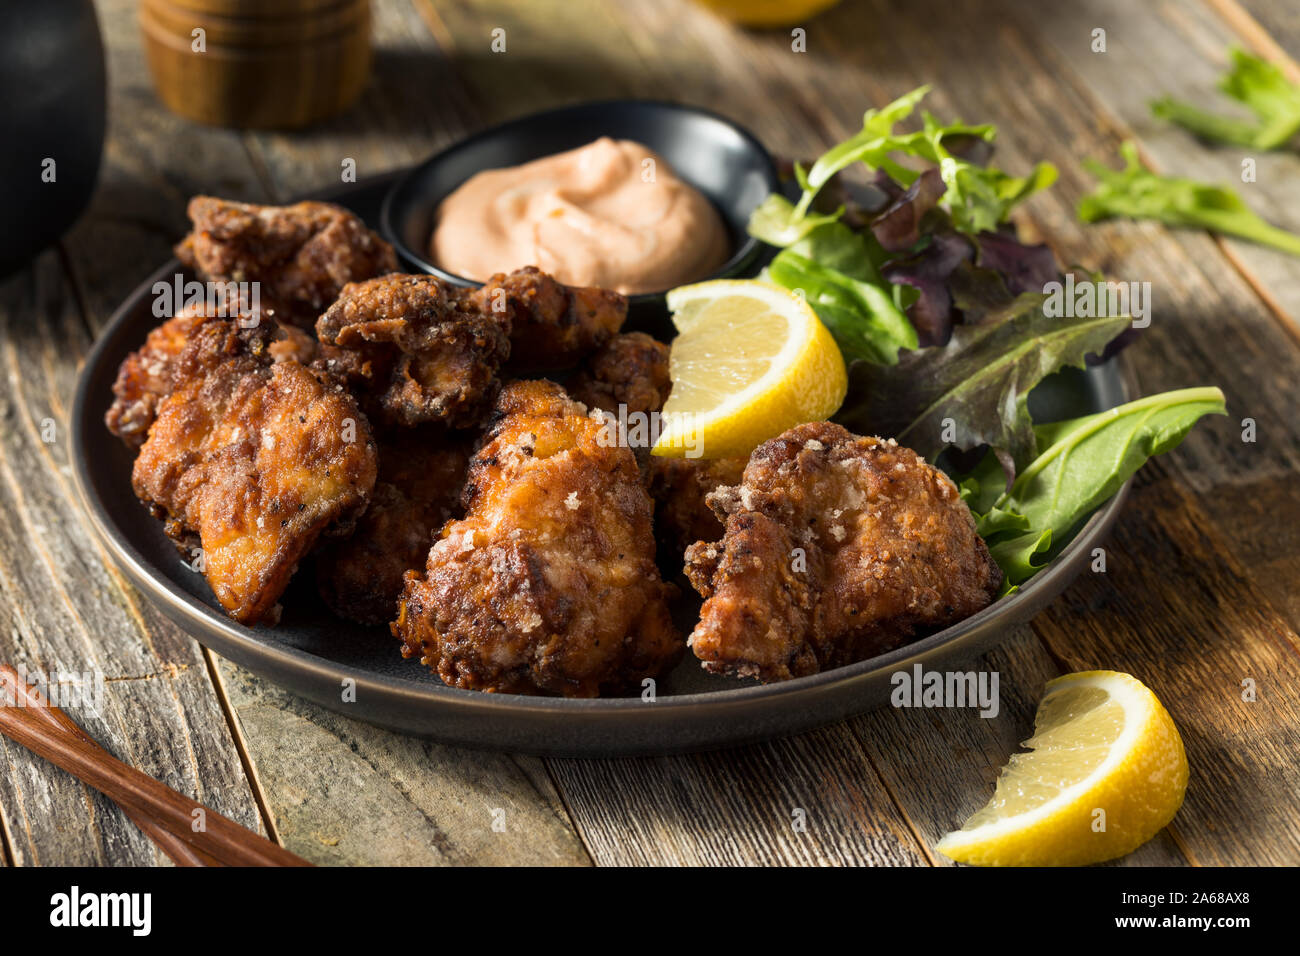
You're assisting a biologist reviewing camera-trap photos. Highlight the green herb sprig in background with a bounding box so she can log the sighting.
[1151,48,1300,150]
[1078,142,1300,257]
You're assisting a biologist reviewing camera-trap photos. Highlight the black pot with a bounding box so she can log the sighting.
[0,0,107,277]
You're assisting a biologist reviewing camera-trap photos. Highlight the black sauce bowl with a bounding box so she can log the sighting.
[380,99,781,339]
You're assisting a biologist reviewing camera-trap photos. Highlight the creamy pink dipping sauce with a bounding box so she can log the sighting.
[430,137,731,295]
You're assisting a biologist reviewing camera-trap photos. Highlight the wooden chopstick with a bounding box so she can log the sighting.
[20,683,225,866]
[0,664,311,867]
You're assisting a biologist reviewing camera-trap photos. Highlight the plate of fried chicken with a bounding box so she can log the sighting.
[71,175,1131,755]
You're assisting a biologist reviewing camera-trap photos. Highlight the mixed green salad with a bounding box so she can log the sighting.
[746,85,1228,592]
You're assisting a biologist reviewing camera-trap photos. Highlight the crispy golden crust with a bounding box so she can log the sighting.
[393,379,682,696]
[132,318,377,624]
[105,306,211,450]
[316,429,472,627]
[683,422,1001,682]
[176,197,397,326]
[649,455,747,557]
[565,332,671,415]
[315,274,511,429]
[473,266,626,370]
[268,321,319,366]
[106,300,318,450]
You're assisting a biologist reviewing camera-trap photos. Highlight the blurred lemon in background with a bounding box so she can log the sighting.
[694,0,843,28]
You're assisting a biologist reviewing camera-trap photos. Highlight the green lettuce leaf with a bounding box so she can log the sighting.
[795,86,937,209]
[747,194,842,248]
[760,218,917,365]
[968,386,1227,586]
[1079,142,1300,256]
[1151,48,1300,150]
[769,250,918,365]
[912,112,1058,234]
[836,292,1132,474]
[783,85,1056,236]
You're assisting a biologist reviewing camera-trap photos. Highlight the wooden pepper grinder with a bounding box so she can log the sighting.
[140,0,372,129]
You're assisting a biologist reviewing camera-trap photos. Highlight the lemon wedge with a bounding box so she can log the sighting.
[652,280,847,460]
[936,670,1188,867]
[694,0,842,28]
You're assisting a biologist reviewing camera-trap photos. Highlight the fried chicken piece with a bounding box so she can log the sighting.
[393,379,682,696]
[106,296,317,450]
[176,196,397,326]
[649,456,748,556]
[566,331,672,482]
[565,332,671,415]
[473,266,626,370]
[106,305,212,450]
[315,274,510,429]
[316,429,472,626]
[684,422,1001,682]
[132,317,377,624]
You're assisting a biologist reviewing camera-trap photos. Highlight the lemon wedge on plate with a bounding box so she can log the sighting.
[652,280,847,460]
[937,670,1188,866]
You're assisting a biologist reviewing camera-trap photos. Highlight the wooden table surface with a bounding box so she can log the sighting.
[2,0,1299,867]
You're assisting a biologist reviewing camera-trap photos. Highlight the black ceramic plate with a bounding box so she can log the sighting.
[71,174,1132,756]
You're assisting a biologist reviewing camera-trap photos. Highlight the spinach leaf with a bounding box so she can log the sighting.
[837,293,1132,477]
[1079,142,1300,257]
[1151,48,1300,150]
[969,386,1227,586]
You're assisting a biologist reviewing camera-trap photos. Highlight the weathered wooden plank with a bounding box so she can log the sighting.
[1215,0,1300,83]
[549,724,926,866]
[212,659,590,865]
[0,251,264,865]
[418,0,835,160]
